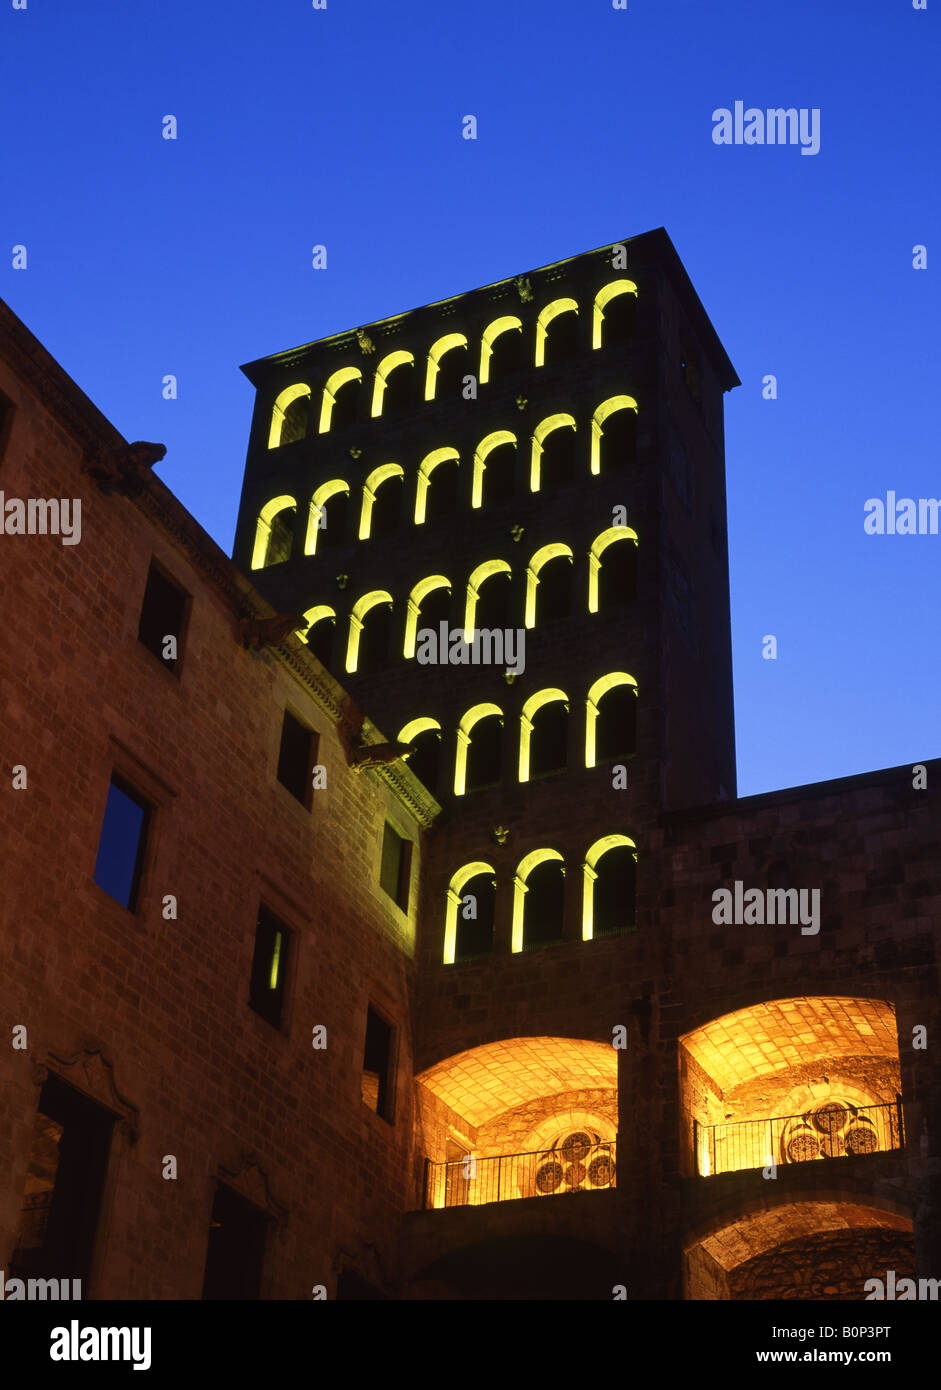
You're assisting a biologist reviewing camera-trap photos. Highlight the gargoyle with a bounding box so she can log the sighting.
[240,611,309,650]
[84,440,167,496]
[348,741,413,772]
[356,328,376,355]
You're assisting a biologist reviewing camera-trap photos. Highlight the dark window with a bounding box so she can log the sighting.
[544,310,578,364]
[539,427,577,488]
[280,394,309,445]
[599,409,638,470]
[307,616,335,668]
[202,1184,268,1300]
[362,1006,395,1120]
[593,847,637,936]
[482,442,516,503]
[522,859,565,948]
[465,714,502,792]
[600,291,637,344]
[597,540,637,610]
[9,1074,114,1288]
[596,684,637,761]
[475,571,513,631]
[404,726,441,795]
[249,904,291,1027]
[276,708,316,807]
[433,345,469,400]
[416,586,451,636]
[487,328,525,381]
[93,775,150,911]
[455,871,496,961]
[369,475,403,539]
[331,377,361,431]
[265,506,295,566]
[535,556,572,624]
[318,490,349,550]
[680,333,703,403]
[382,362,417,414]
[357,602,393,673]
[530,701,568,778]
[380,821,412,911]
[137,561,188,674]
[425,461,461,522]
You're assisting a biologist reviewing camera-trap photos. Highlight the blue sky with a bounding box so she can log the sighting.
[2,0,937,796]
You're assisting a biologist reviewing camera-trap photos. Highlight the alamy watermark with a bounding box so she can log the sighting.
[415,623,525,675]
[712,880,820,935]
[0,494,81,545]
[0,1269,81,1300]
[864,1270,939,1300]
[712,102,820,156]
[864,493,939,535]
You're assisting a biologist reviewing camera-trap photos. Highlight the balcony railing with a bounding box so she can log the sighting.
[424,1137,617,1209]
[695,1098,904,1177]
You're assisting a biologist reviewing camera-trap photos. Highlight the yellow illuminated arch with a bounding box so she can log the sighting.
[425,333,469,400]
[398,716,442,744]
[444,861,496,965]
[590,395,638,475]
[479,316,523,384]
[404,575,451,658]
[585,672,638,768]
[304,479,349,555]
[472,430,516,508]
[454,702,503,797]
[415,447,460,524]
[319,367,362,434]
[512,848,564,953]
[346,589,394,673]
[371,350,415,417]
[524,542,573,628]
[297,605,337,644]
[588,525,639,612]
[535,298,578,367]
[530,414,576,491]
[359,463,404,539]
[592,280,639,349]
[268,384,311,450]
[251,494,296,570]
[464,559,512,641]
[518,688,568,782]
[582,834,637,940]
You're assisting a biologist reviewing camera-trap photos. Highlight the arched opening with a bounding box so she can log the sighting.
[589,528,638,612]
[455,704,504,796]
[680,998,905,1180]
[404,577,451,659]
[441,861,497,965]
[415,448,461,524]
[251,495,297,570]
[466,561,513,637]
[319,368,362,433]
[513,850,565,951]
[472,431,517,508]
[480,316,525,383]
[300,605,337,667]
[453,869,497,962]
[592,280,639,349]
[427,335,470,401]
[268,385,311,449]
[582,835,637,939]
[525,544,573,628]
[398,717,443,796]
[585,673,638,767]
[360,465,405,540]
[305,480,350,555]
[372,351,417,417]
[519,690,569,782]
[531,415,577,491]
[535,299,579,368]
[590,396,638,474]
[346,591,394,674]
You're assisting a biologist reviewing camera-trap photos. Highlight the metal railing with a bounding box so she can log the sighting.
[424,1137,617,1209]
[695,1098,904,1177]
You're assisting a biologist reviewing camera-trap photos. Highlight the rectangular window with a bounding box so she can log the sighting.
[361,1006,395,1121]
[249,905,291,1027]
[93,775,151,911]
[201,1184,268,1300]
[0,389,13,467]
[276,708,316,807]
[379,821,412,911]
[10,1074,114,1288]
[137,560,189,674]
